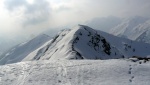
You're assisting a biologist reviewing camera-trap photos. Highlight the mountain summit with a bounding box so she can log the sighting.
[1,25,150,65]
[24,25,123,60]
[24,25,150,61]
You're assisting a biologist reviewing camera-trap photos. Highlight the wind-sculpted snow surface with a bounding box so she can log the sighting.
[0,60,150,85]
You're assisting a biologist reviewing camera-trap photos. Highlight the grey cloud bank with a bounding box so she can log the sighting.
[3,0,150,28]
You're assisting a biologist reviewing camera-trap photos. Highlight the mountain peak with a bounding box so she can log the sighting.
[1,25,150,65]
[78,24,95,32]
[24,25,123,60]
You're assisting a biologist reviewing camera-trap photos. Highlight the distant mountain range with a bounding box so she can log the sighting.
[109,16,150,43]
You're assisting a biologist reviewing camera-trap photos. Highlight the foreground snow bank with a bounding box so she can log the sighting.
[0,59,150,85]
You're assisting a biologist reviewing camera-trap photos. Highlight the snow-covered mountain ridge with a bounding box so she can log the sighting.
[0,34,51,65]
[24,25,150,61]
[24,25,123,61]
[1,25,150,65]
[1,25,150,85]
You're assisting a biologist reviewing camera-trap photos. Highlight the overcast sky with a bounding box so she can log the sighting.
[0,0,150,40]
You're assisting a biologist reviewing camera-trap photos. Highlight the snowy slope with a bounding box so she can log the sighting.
[24,25,150,61]
[0,34,51,65]
[1,59,150,85]
[98,30,150,58]
[110,16,150,43]
[131,20,150,43]
[24,25,124,61]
